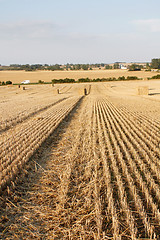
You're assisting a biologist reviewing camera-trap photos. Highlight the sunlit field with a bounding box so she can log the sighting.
[0,69,159,83]
[1,80,160,239]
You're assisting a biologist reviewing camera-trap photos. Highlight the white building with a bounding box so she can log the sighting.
[120,64,127,70]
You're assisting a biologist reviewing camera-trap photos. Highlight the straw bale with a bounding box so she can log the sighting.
[137,86,149,95]
[53,89,59,94]
[78,88,87,95]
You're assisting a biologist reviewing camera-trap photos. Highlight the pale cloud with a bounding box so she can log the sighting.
[132,19,160,32]
[0,21,62,40]
[0,19,159,65]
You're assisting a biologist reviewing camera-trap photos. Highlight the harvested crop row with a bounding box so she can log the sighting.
[104,99,160,186]
[0,97,67,133]
[96,97,160,238]
[1,88,160,239]
[49,96,104,239]
[118,105,160,142]
[48,95,160,239]
[0,96,82,193]
[94,100,121,239]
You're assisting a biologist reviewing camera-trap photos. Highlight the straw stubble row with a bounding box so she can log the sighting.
[1,91,160,239]
[0,96,82,192]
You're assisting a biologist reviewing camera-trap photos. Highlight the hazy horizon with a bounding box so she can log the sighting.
[0,0,160,65]
[0,61,151,67]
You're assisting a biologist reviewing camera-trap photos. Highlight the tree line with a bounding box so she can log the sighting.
[0,76,143,86]
[52,76,140,84]
[0,59,160,71]
[0,81,12,86]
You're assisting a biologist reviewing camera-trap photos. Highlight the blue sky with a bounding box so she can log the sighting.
[0,0,160,65]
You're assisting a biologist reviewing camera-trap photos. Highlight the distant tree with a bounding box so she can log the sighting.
[75,64,81,70]
[128,64,141,71]
[105,64,112,69]
[66,63,70,68]
[10,64,21,67]
[151,58,160,69]
[146,63,150,69]
[118,76,125,80]
[78,78,90,82]
[47,64,62,71]
[94,64,100,68]
[6,81,12,85]
[82,64,89,70]
[150,74,160,79]
[52,78,75,83]
[113,63,120,69]
[126,76,138,80]
[38,80,44,84]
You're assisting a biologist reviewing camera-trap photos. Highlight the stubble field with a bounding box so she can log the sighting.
[0,69,159,83]
[0,80,160,239]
